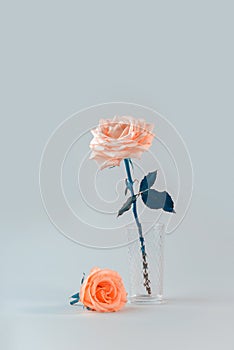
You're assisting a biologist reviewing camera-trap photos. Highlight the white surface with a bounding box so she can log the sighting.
[1,211,234,349]
[2,296,234,350]
[1,0,234,349]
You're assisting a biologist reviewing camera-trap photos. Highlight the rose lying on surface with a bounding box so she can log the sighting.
[90,116,154,169]
[79,267,127,312]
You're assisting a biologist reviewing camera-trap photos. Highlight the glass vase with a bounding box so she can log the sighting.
[126,222,165,304]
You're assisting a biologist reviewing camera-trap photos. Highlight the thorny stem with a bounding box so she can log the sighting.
[124,158,151,295]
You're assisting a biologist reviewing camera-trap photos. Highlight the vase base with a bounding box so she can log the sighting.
[129,294,163,305]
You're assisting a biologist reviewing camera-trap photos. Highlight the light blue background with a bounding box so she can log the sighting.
[0,1,233,349]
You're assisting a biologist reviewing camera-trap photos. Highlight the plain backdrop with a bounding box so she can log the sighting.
[0,1,234,349]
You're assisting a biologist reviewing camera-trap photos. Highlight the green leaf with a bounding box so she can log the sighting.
[139,171,157,193]
[141,189,174,213]
[70,292,80,305]
[117,195,137,217]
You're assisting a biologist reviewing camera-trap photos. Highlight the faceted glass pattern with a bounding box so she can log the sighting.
[126,222,165,304]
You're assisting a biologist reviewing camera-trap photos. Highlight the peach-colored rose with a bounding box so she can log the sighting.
[79,267,127,312]
[90,116,154,169]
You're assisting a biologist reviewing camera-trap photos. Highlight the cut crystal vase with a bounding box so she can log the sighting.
[126,222,165,304]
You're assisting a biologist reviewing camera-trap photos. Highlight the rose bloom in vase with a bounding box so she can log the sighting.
[90,116,175,296]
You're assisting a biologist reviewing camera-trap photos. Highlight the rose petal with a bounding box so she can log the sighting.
[89,116,154,169]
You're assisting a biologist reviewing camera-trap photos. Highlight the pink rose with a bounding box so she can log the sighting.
[79,267,127,312]
[90,116,154,169]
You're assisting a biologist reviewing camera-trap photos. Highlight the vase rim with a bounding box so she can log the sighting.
[125,221,165,230]
[125,221,165,246]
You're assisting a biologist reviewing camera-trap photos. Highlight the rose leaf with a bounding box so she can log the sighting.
[117,195,137,217]
[141,189,175,213]
[70,292,80,305]
[139,171,157,192]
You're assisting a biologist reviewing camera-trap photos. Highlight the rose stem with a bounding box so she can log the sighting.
[124,158,151,295]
